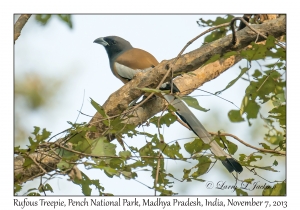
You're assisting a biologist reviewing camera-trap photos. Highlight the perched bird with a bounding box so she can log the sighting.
[94,36,243,173]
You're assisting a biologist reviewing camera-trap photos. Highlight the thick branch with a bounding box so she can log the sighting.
[14,14,31,43]
[14,16,286,185]
[87,15,286,139]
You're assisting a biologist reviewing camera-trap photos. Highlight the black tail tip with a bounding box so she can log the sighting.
[222,158,243,173]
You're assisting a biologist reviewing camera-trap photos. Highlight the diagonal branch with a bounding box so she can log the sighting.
[14,14,31,43]
[87,15,286,139]
[209,132,286,155]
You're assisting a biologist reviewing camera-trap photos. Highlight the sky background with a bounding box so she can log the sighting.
[12,14,288,196]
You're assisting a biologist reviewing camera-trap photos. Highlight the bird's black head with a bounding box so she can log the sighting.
[93,36,133,61]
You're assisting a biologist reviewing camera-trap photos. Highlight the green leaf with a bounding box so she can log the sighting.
[127,160,147,169]
[138,87,165,93]
[14,146,27,154]
[268,105,286,128]
[274,93,286,104]
[155,186,174,196]
[243,178,254,184]
[259,143,271,150]
[27,127,52,152]
[241,97,260,120]
[245,72,283,103]
[23,157,34,168]
[183,169,191,180]
[72,172,104,195]
[181,96,209,112]
[121,171,134,179]
[25,188,38,194]
[91,137,116,156]
[103,167,119,177]
[40,128,51,141]
[239,154,246,162]
[109,158,123,169]
[265,36,276,49]
[150,113,177,127]
[197,15,234,27]
[138,132,154,138]
[57,14,73,29]
[193,156,211,176]
[184,138,209,155]
[236,188,248,196]
[14,183,23,195]
[252,69,262,78]
[215,67,249,94]
[223,51,238,59]
[262,182,286,196]
[35,15,73,29]
[266,48,286,59]
[198,15,234,43]
[39,183,53,193]
[273,160,278,166]
[90,98,107,117]
[241,43,268,61]
[191,178,205,182]
[228,110,244,122]
[160,113,177,127]
[27,192,41,196]
[249,155,262,163]
[203,54,221,66]
[167,104,177,112]
[35,14,52,25]
[32,126,40,135]
[75,138,93,154]
[157,141,183,159]
[119,151,131,159]
[215,135,238,155]
[57,160,72,171]
[57,148,78,160]
[67,131,86,144]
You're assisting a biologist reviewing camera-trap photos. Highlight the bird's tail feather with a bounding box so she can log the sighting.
[163,94,243,173]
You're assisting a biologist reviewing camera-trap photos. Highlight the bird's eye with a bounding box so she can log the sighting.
[111,40,117,45]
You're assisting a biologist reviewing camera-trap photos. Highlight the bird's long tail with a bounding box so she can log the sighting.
[163,93,243,173]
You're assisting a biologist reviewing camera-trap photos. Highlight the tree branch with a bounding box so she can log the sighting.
[209,132,286,155]
[14,14,31,43]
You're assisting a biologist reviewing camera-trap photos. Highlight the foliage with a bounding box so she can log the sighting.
[197,14,235,44]
[14,15,286,196]
[35,14,73,29]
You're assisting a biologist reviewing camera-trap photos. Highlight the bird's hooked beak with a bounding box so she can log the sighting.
[93,37,109,46]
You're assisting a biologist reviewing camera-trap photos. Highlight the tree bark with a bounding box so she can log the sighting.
[14,14,31,43]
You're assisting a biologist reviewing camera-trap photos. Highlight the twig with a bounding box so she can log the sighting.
[209,132,286,155]
[74,89,85,124]
[14,14,31,43]
[231,17,286,49]
[154,152,162,196]
[172,112,191,130]
[28,155,48,174]
[237,14,253,31]
[53,142,189,160]
[177,22,231,57]
[256,59,281,92]
[25,155,48,182]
